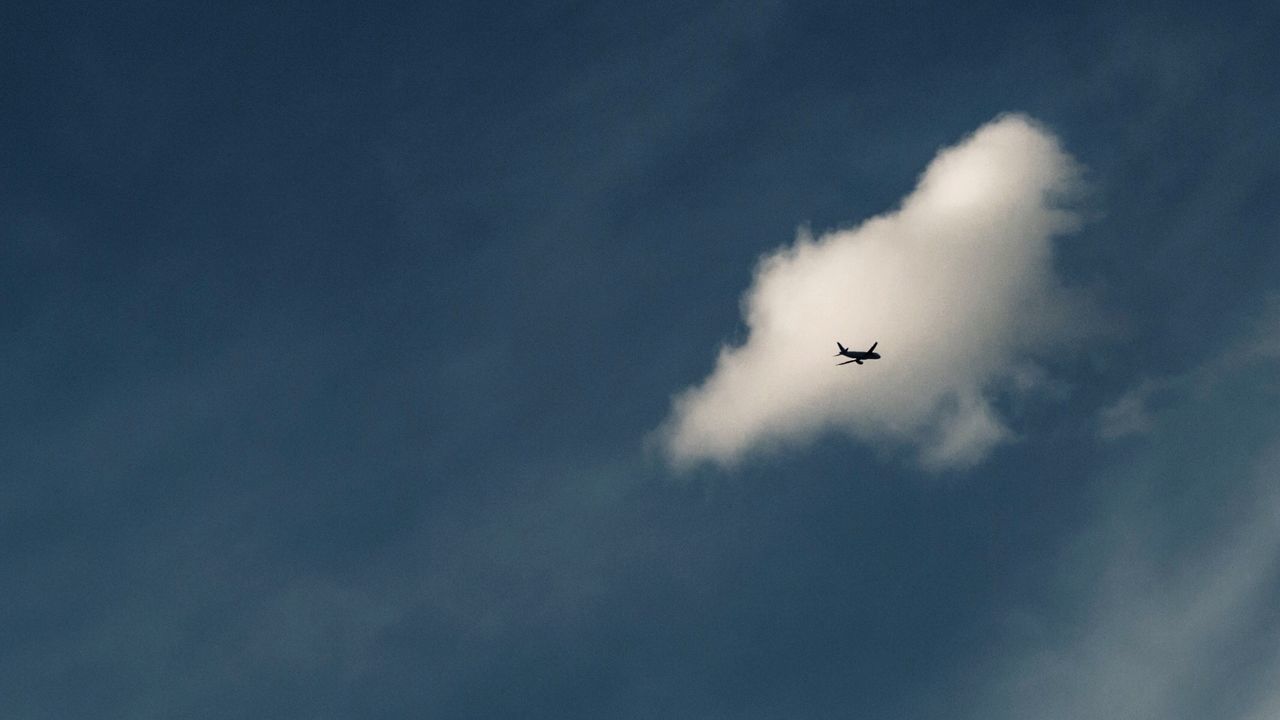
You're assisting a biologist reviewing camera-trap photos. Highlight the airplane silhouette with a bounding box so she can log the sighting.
[835,341,880,366]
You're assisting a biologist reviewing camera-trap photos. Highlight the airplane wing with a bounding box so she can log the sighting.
[837,359,859,366]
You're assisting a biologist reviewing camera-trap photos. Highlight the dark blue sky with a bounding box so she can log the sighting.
[4,2,1280,718]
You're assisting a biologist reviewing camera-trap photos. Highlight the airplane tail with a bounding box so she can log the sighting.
[835,342,848,355]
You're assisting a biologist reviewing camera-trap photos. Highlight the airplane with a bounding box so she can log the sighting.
[835,341,880,366]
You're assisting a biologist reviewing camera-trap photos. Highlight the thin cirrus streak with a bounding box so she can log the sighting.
[660,113,1091,470]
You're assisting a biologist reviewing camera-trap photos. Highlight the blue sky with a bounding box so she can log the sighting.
[4,1,1280,717]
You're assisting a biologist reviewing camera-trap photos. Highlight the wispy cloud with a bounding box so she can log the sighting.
[660,114,1090,469]
[1099,297,1280,440]
[969,439,1280,720]
[1098,377,1170,440]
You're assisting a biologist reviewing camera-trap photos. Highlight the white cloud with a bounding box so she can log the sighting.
[660,114,1089,469]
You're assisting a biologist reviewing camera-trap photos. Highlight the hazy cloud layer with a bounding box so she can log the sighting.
[662,114,1088,469]
[972,439,1280,720]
